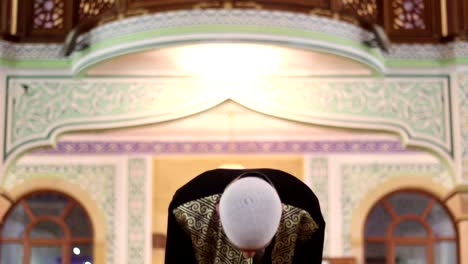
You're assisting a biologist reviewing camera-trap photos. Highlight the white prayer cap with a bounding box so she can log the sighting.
[219,177,282,250]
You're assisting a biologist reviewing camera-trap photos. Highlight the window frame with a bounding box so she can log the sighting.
[0,190,94,264]
[364,189,459,264]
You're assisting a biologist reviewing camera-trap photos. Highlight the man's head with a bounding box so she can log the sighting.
[218,175,282,257]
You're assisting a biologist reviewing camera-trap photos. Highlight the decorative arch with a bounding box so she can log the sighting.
[350,176,453,264]
[0,10,457,184]
[2,73,454,184]
[364,190,458,264]
[69,10,384,75]
[3,178,106,264]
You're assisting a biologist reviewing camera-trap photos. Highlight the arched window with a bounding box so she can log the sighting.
[364,190,458,264]
[0,191,94,264]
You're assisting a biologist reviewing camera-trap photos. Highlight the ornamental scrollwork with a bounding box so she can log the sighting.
[244,78,447,145]
[5,76,452,165]
[458,72,468,180]
[7,78,223,155]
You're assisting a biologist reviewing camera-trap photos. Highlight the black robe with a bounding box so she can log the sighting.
[165,168,325,264]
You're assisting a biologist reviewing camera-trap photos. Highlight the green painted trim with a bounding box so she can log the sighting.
[447,76,454,159]
[0,57,70,68]
[3,76,10,162]
[6,73,448,79]
[83,73,445,79]
[2,25,382,70]
[68,25,384,75]
[0,23,467,69]
[386,57,468,68]
[81,25,369,52]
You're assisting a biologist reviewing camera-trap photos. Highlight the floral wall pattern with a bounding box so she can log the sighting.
[308,157,329,255]
[127,158,148,264]
[4,75,452,174]
[458,72,468,181]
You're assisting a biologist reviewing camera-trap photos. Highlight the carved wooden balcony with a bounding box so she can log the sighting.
[0,0,467,43]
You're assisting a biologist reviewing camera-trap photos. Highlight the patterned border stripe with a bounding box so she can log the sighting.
[459,72,468,181]
[127,159,147,264]
[31,140,416,155]
[308,157,329,255]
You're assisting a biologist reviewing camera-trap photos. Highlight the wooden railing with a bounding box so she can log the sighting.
[0,0,467,44]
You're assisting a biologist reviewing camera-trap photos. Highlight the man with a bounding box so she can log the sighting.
[165,168,325,263]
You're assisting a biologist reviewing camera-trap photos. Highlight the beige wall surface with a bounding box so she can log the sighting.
[152,155,304,233]
[152,155,304,263]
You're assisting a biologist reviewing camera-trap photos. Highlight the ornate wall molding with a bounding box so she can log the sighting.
[33,140,414,155]
[85,10,367,44]
[3,76,226,172]
[307,157,330,256]
[70,10,383,74]
[459,72,468,181]
[3,75,453,178]
[387,42,468,60]
[0,9,384,73]
[235,77,452,155]
[0,9,467,69]
[127,158,149,264]
[0,40,63,60]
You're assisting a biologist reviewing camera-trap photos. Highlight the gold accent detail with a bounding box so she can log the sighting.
[235,1,262,9]
[223,1,233,9]
[0,188,13,222]
[125,9,148,17]
[11,0,18,34]
[193,2,220,9]
[173,195,319,264]
[310,8,333,17]
[340,15,360,25]
[441,0,448,36]
[273,204,319,263]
